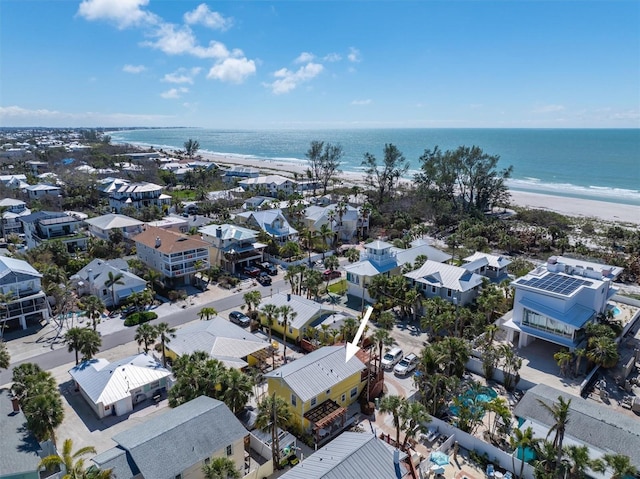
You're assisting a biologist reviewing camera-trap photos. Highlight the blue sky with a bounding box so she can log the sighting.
[1,0,638,128]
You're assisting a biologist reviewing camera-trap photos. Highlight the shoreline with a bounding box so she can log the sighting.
[192,151,639,226]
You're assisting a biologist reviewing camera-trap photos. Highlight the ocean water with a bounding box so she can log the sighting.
[109,128,640,206]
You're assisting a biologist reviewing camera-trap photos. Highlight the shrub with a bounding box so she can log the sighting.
[124,311,158,327]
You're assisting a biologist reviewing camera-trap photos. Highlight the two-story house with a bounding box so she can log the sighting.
[0,256,50,333]
[72,258,147,308]
[302,203,369,243]
[108,182,172,213]
[85,213,144,241]
[503,256,623,350]
[133,226,209,286]
[238,175,298,198]
[264,346,368,444]
[343,239,452,303]
[91,396,273,479]
[199,224,267,274]
[404,259,484,306]
[23,183,62,200]
[0,198,31,237]
[235,209,298,245]
[462,251,512,282]
[19,211,88,252]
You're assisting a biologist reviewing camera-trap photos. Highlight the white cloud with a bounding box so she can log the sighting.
[162,67,201,84]
[77,0,158,29]
[347,47,361,62]
[207,58,256,84]
[123,64,146,74]
[323,52,341,62]
[532,104,565,113]
[0,105,171,127]
[294,52,315,64]
[143,23,230,59]
[160,87,189,99]
[266,63,324,95]
[184,4,232,30]
[351,99,372,106]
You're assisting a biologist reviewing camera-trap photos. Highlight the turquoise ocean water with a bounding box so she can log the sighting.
[109,128,640,207]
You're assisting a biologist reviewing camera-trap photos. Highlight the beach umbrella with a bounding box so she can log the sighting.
[430,451,450,466]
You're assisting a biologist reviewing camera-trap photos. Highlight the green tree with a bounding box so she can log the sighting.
[537,396,571,470]
[202,457,240,479]
[510,426,539,479]
[399,400,431,449]
[586,336,619,368]
[221,367,254,414]
[105,271,124,308]
[0,339,10,370]
[362,143,409,206]
[371,328,394,372]
[379,395,404,446]
[323,255,339,272]
[65,327,86,365]
[305,140,344,196]
[261,303,279,343]
[135,323,158,353]
[156,322,176,367]
[563,445,592,479]
[184,138,200,158]
[198,306,218,321]
[79,295,105,331]
[78,328,102,362]
[256,393,292,470]
[278,305,297,363]
[243,290,262,312]
[39,437,97,479]
[600,453,638,479]
[432,336,470,378]
[554,350,572,377]
[23,390,64,446]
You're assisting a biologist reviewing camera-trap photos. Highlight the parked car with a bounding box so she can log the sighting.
[394,353,419,376]
[323,269,341,280]
[243,265,261,277]
[257,271,272,285]
[259,262,278,276]
[381,347,404,370]
[229,311,251,327]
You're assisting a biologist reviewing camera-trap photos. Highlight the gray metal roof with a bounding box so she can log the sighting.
[264,346,365,402]
[513,384,640,468]
[169,316,269,365]
[279,432,408,479]
[0,388,42,477]
[394,243,452,265]
[404,260,484,292]
[85,213,143,230]
[99,396,248,479]
[258,293,333,331]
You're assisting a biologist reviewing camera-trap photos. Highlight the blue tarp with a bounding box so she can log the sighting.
[430,451,449,466]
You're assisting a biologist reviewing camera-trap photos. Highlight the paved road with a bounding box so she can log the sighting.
[0,278,289,386]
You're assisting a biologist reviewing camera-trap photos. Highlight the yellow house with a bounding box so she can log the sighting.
[264,345,368,444]
[258,293,333,344]
[165,316,270,369]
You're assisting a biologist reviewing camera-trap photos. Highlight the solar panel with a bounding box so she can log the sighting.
[519,273,592,296]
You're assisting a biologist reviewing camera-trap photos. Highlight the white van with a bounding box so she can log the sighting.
[381,347,404,370]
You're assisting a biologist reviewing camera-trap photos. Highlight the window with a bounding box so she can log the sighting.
[291,394,297,407]
[102,289,108,296]
[204,458,210,466]
[104,404,110,410]
[326,389,331,395]
[447,289,452,297]
[226,445,233,456]
[432,286,436,294]
[350,387,358,398]
[310,397,317,407]
[341,393,346,403]
[175,475,182,479]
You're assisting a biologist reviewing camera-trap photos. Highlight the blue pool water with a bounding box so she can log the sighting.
[449,386,497,417]
[613,307,621,316]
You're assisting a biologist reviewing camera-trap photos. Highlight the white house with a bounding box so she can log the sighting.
[72,258,147,308]
[503,256,623,350]
[404,260,484,306]
[235,209,298,244]
[343,239,452,303]
[302,204,369,243]
[97,177,130,196]
[133,226,210,286]
[19,210,87,252]
[463,251,512,281]
[69,353,172,418]
[0,198,31,236]
[85,213,144,241]
[0,257,50,333]
[199,223,267,274]
[108,182,172,213]
[23,183,62,200]
[238,175,298,197]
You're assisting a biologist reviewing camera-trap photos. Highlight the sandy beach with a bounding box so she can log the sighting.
[196,151,639,226]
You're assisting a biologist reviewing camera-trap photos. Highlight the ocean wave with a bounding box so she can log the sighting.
[507,178,640,205]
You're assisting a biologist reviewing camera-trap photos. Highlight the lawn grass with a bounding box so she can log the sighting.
[327,279,347,295]
[170,189,197,201]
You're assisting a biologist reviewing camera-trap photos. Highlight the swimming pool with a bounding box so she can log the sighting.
[449,386,497,417]
[613,306,621,316]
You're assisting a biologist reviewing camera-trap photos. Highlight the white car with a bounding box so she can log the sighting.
[381,347,403,370]
[394,353,419,376]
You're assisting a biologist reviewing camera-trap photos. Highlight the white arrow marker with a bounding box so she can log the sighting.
[345,306,373,362]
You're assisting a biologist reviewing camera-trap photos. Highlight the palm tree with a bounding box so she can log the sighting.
[79,329,102,362]
[318,223,333,258]
[261,304,279,343]
[221,368,254,414]
[372,328,394,372]
[510,426,539,479]
[198,306,217,321]
[256,393,292,470]
[537,396,571,470]
[573,348,586,377]
[23,391,64,447]
[563,445,592,479]
[0,340,9,370]
[39,437,96,478]
[80,295,105,331]
[379,395,403,446]
[400,400,431,449]
[433,336,470,378]
[243,290,262,312]
[105,271,124,308]
[184,138,200,159]
[144,268,164,292]
[278,305,296,363]
[64,327,86,365]
[600,453,638,479]
[202,457,240,479]
[135,323,158,353]
[156,322,176,367]
[554,350,572,377]
[586,336,619,368]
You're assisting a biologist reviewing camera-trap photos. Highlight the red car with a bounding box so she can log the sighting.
[323,269,341,280]
[243,265,261,277]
